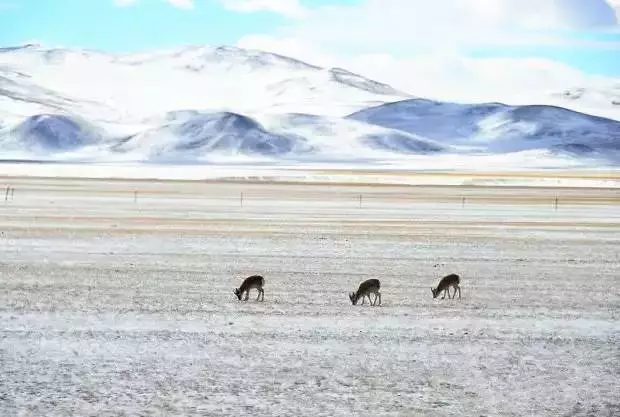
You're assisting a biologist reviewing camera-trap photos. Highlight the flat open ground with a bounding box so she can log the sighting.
[0,173,619,416]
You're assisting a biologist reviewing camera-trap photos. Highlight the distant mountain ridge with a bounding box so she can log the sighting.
[0,44,618,166]
[0,43,409,121]
[348,99,620,158]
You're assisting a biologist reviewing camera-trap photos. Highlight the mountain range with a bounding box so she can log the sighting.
[0,44,618,166]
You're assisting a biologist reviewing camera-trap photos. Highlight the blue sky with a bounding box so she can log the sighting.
[0,0,288,50]
[1,0,619,76]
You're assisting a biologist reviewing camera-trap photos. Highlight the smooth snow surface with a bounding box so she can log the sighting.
[1,177,618,416]
[0,162,619,189]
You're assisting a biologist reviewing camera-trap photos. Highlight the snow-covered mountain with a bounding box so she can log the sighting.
[113,112,312,162]
[3,114,104,152]
[0,44,619,166]
[549,84,620,121]
[0,44,408,123]
[348,99,620,160]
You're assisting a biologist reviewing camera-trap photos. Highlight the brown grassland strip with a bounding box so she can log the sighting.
[1,225,618,241]
[1,214,618,228]
[2,170,619,188]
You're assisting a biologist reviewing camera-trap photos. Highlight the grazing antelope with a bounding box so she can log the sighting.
[349,278,381,306]
[234,275,265,301]
[431,273,461,299]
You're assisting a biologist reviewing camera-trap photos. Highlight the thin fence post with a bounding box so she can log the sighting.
[240,192,244,207]
[461,196,466,208]
[554,197,558,211]
[134,191,138,203]
[359,194,362,208]
[10,187,14,200]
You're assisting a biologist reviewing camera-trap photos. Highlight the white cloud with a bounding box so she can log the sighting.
[109,0,619,104]
[346,54,594,102]
[271,0,619,52]
[232,0,619,103]
[609,0,620,19]
[236,34,591,97]
[234,35,620,110]
[218,0,305,18]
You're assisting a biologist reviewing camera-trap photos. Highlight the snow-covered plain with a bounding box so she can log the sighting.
[1,177,618,416]
[0,160,619,188]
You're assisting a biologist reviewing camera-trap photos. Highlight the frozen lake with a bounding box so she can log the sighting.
[0,176,619,416]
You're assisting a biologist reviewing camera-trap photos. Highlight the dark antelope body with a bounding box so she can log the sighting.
[431,273,461,299]
[349,278,381,306]
[234,275,265,301]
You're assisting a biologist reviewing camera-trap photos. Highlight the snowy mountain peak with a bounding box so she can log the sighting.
[325,67,404,96]
[0,44,410,122]
[553,85,620,106]
[0,43,43,53]
[120,44,321,72]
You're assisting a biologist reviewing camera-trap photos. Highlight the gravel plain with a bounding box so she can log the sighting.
[0,176,619,417]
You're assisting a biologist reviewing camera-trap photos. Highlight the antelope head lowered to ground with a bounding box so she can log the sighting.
[234,275,265,301]
[349,278,381,306]
[431,273,461,300]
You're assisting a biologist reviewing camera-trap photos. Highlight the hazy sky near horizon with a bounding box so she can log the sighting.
[1,0,619,96]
